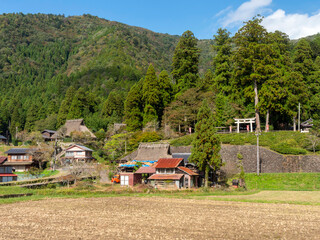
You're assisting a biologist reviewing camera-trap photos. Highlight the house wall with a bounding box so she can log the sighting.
[120,173,142,186]
[150,179,179,189]
[7,154,32,162]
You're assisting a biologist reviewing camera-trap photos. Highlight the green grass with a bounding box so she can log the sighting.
[15,170,59,178]
[245,173,320,190]
[170,131,311,155]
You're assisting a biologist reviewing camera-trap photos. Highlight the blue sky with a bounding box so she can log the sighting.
[1,0,320,39]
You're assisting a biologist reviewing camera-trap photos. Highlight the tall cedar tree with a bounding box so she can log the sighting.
[212,28,233,94]
[158,70,173,124]
[189,100,221,187]
[142,64,160,126]
[101,91,124,118]
[234,17,275,132]
[124,80,144,131]
[57,86,76,127]
[172,30,200,93]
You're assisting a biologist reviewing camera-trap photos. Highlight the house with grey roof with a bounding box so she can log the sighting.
[0,135,7,144]
[4,148,33,172]
[61,144,95,164]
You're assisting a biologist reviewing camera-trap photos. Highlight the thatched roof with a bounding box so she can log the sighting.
[52,119,96,139]
[135,143,171,161]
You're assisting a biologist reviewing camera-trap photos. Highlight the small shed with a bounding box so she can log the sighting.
[301,119,313,133]
[0,135,7,144]
[119,172,142,186]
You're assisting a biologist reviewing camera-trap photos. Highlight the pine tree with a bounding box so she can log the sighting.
[189,100,221,187]
[172,30,200,93]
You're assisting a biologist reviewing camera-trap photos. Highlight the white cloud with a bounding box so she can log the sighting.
[222,0,272,27]
[262,9,320,39]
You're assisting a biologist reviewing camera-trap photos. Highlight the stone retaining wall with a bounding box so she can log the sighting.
[221,145,320,173]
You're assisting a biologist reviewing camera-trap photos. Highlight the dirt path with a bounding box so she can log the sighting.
[1,197,320,239]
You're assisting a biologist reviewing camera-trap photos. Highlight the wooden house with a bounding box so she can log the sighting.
[52,119,96,139]
[148,158,199,189]
[62,144,95,164]
[4,148,33,172]
[41,130,56,141]
[0,157,18,182]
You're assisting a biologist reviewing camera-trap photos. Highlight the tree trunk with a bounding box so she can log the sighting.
[293,116,296,131]
[265,110,269,132]
[205,165,209,187]
[254,80,260,132]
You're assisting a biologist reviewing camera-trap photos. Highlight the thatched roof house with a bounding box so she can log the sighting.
[52,119,96,139]
[135,143,171,161]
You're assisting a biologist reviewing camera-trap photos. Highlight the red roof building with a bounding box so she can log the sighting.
[148,158,199,189]
[155,158,184,168]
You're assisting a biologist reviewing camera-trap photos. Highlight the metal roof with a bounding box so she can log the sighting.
[0,173,17,177]
[5,148,30,154]
[155,158,184,168]
[66,144,93,152]
[148,174,183,180]
[172,153,191,163]
[0,135,7,140]
[42,130,56,134]
[0,157,7,164]
[178,167,198,176]
[135,167,156,174]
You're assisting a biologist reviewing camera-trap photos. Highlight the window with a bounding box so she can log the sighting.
[76,151,85,156]
[0,167,4,173]
[66,152,74,157]
[5,166,12,173]
[166,169,174,174]
[12,155,17,160]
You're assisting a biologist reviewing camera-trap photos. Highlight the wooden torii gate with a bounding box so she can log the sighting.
[234,118,256,133]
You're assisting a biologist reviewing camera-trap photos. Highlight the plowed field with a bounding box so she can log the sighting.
[1,197,320,239]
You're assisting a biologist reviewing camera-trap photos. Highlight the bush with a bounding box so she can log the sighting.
[170,134,194,146]
[270,143,307,155]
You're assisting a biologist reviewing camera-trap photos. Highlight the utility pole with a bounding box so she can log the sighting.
[255,131,261,175]
[298,103,301,132]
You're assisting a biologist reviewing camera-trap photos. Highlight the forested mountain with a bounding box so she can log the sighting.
[0,13,191,135]
[1,13,320,139]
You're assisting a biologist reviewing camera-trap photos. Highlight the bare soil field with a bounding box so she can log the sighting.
[208,190,320,203]
[1,197,320,240]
